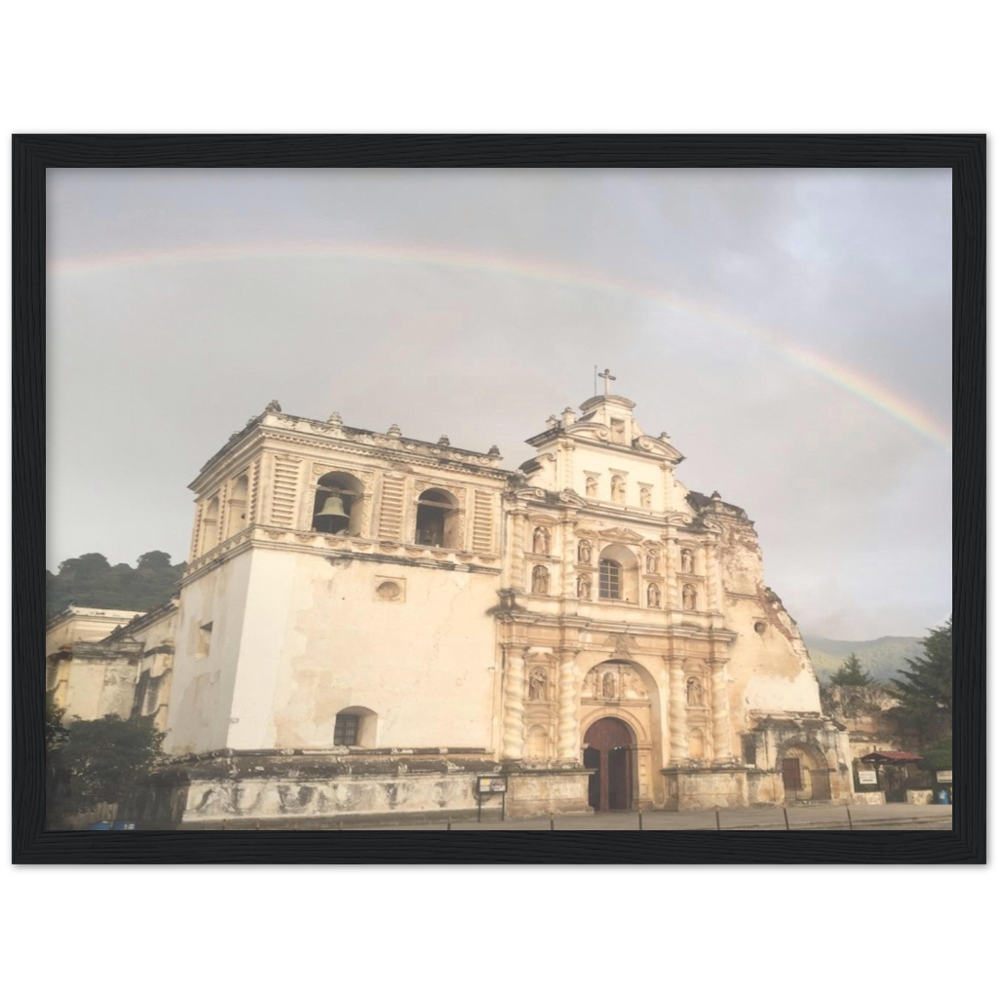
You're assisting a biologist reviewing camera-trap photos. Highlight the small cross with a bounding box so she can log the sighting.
[599,368,617,395]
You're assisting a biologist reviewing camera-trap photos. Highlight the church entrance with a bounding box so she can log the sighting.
[583,717,634,811]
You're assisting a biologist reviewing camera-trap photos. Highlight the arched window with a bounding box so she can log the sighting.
[226,474,249,538]
[597,543,639,602]
[334,706,377,748]
[201,496,220,554]
[599,559,622,599]
[415,488,460,548]
[313,471,365,535]
[689,727,706,759]
[531,564,550,595]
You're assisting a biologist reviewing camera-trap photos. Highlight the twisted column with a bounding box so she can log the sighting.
[711,660,733,760]
[501,645,528,760]
[664,533,679,609]
[556,651,579,760]
[668,657,688,762]
[706,541,720,612]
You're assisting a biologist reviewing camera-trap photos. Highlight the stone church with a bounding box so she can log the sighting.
[47,387,855,827]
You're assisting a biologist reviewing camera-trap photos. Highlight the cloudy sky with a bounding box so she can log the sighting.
[46,168,951,640]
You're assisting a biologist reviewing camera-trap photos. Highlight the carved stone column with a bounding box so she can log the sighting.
[509,509,528,589]
[501,645,528,760]
[556,649,579,761]
[706,540,720,612]
[667,656,688,762]
[664,531,679,609]
[561,515,578,598]
[711,660,733,761]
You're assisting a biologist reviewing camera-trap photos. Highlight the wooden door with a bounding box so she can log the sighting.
[782,757,802,799]
[583,718,634,811]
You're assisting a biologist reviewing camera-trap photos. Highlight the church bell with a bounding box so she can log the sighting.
[317,494,348,518]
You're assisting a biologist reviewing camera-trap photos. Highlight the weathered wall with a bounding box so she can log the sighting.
[164,551,253,754]
[224,547,500,750]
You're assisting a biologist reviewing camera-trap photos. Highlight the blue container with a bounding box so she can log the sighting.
[87,821,112,830]
[935,788,949,805]
[112,821,136,831]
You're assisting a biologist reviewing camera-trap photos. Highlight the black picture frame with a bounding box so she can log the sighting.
[13,134,984,864]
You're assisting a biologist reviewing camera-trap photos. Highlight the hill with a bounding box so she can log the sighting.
[802,634,923,685]
[46,551,185,618]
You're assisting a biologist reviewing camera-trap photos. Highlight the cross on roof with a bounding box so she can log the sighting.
[599,368,616,395]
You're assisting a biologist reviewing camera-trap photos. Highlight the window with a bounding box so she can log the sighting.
[599,559,622,599]
[196,621,213,659]
[334,713,360,746]
[313,471,364,535]
[415,489,460,548]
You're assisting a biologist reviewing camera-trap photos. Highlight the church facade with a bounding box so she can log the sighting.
[47,391,854,827]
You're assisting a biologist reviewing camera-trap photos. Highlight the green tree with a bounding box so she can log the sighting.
[46,714,166,823]
[891,617,952,748]
[830,652,873,686]
[919,736,953,772]
[46,550,185,616]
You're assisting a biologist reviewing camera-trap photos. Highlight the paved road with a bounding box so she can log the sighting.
[352,802,952,832]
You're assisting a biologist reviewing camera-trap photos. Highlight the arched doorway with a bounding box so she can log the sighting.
[780,743,833,803]
[583,717,634,811]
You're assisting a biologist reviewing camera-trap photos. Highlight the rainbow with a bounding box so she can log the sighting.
[50,240,952,453]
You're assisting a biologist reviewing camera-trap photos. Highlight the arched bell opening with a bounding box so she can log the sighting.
[415,488,460,548]
[313,471,365,535]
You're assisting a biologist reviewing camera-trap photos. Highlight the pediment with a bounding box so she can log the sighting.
[598,526,645,543]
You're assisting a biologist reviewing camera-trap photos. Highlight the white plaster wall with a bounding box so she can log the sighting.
[226,548,499,751]
[164,553,252,754]
[725,597,822,721]
[45,608,141,655]
[62,659,136,721]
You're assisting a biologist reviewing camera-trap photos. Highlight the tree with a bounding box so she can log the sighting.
[47,550,185,616]
[46,714,166,823]
[891,617,952,748]
[830,652,873,686]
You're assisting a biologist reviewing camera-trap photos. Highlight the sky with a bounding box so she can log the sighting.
[46,167,952,641]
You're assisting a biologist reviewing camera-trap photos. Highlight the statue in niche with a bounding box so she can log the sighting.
[647,583,661,607]
[640,487,652,509]
[585,476,598,498]
[577,574,592,600]
[602,671,617,699]
[645,550,658,573]
[578,538,592,564]
[687,676,704,706]
[528,667,547,701]
[532,526,549,554]
[681,549,694,574]
[611,476,626,503]
[531,565,549,595]
[683,584,697,610]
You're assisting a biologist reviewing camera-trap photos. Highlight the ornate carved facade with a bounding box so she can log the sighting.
[46,392,853,827]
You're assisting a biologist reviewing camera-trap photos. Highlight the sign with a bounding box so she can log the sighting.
[936,770,953,784]
[478,776,507,794]
[857,770,878,786]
